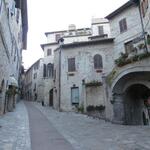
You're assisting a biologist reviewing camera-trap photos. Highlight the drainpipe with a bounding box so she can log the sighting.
[131,0,148,52]
[58,38,64,111]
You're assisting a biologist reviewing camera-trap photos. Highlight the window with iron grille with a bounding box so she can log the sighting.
[68,58,76,72]
[94,54,103,69]
[119,18,127,33]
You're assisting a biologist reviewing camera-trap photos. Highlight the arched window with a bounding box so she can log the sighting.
[94,54,103,69]
[47,63,54,78]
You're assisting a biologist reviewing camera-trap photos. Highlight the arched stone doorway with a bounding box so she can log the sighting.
[49,89,53,107]
[112,71,150,125]
[124,84,150,125]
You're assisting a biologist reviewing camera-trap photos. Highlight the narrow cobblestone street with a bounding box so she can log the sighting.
[25,102,74,150]
[0,101,150,150]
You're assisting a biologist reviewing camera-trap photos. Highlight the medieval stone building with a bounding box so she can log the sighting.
[25,0,150,125]
[0,0,28,114]
[106,0,150,125]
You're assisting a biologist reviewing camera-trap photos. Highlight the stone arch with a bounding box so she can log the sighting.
[111,66,150,91]
[124,84,150,125]
[112,71,150,125]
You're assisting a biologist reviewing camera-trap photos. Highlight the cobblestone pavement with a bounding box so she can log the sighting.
[25,102,74,150]
[0,101,31,150]
[33,102,150,150]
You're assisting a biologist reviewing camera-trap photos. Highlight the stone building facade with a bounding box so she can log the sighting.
[106,0,150,125]
[24,58,43,102]
[26,0,150,126]
[52,0,150,125]
[53,19,112,117]
[40,24,97,106]
[54,39,114,115]
[0,0,28,114]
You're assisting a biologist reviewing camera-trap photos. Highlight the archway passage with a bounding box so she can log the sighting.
[49,89,53,107]
[124,84,150,125]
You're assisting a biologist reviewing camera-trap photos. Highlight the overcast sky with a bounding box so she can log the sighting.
[22,0,128,69]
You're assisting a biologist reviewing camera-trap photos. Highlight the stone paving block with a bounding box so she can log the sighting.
[0,101,31,150]
[33,102,150,150]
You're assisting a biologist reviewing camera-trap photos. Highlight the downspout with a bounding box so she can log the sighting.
[58,38,64,111]
[131,0,148,52]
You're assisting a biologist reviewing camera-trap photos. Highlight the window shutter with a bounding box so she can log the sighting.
[68,58,75,72]
[47,49,52,56]
[98,26,104,35]
[123,19,127,31]
[43,64,46,77]
[47,63,54,78]
[119,21,123,33]
[94,54,103,69]
[119,18,127,33]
